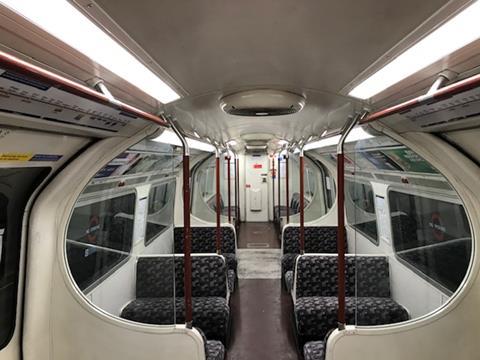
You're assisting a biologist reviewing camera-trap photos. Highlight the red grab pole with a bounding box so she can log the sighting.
[215,149,222,254]
[299,149,305,254]
[236,155,241,223]
[286,153,290,224]
[166,120,192,328]
[277,154,281,222]
[336,111,368,329]
[336,152,346,327]
[272,155,276,221]
[227,154,232,223]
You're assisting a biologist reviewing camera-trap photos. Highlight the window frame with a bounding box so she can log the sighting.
[144,179,176,246]
[345,178,379,246]
[387,187,472,295]
[65,188,136,293]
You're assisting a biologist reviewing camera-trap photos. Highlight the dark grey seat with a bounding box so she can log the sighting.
[174,226,237,271]
[197,328,225,360]
[281,226,342,290]
[293,255,409,346]
[121,255,230,344]
[304,341,325,360]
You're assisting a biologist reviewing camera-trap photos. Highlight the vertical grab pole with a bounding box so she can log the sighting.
[231,149,239,226]
[272,155,276,222]
[277,153,281,223]
[299,145,305,254]
[236,153,241,223]
[167,120,193,328]
[336,111,368,330]
[227,152,232,223]
[285,152,290,224]
[215,147,222,254]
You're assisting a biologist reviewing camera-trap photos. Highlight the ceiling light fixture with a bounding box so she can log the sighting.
[153,130,215,152]
[304,127,373,151]
[349,1,480,99]
[0,0,180,104]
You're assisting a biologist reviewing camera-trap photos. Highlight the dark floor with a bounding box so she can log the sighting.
[227,279,300,360]
[237,222,280,249]
[227,222,299,359]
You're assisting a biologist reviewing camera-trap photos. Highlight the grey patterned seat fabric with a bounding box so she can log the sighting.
[205,340,225,360]
[304,341,325,360]
[122,297,229,342]
[294,255,409,345]
[196,327,225,360]
[227,269,236,293]
[281,226,341,278]
[284,270,294,293]
[121,255,230,343]
[174,227,237,274]
[295,296,409,343]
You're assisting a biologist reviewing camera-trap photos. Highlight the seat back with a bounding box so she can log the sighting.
[295,254,391,298]
[174,226,236,254]
[282,226,341,254]
[136,255,227,298]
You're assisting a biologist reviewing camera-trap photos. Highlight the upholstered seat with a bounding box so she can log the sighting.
[227,269,236,293]
[121,297,229,342]
[206,340,225,360]
[295,296,409,343]
[121,255,230,343]
[293,255,409,345]
[174,227,238,274]
[280,226,341,279]
[304,341,325,360]
[284,270,294,293]
[197,327,225,360]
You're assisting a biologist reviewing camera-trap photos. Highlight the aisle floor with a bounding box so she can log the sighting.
[227,222,299,360]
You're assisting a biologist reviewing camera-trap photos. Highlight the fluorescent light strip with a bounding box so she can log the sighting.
[349,1,480,99]
[0,0,180,103]
[304,127,373,151]
[153,130,215,152]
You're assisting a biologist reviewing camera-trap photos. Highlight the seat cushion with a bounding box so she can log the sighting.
[295,296,409,344]
[121,297,230,342]
[227,269,236,293]
[284,270,294,293]
[223,253,238,272]
[281,253,298,277]
[196,327,225,360]
[304,341,325,360]
[206,340,225,360]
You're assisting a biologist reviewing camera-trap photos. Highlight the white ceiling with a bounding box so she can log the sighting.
[2,0,476,144]
[93,0,451,96]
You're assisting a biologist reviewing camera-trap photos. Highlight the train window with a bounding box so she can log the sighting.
[346,180,378,244]
[145,181,176,245]
[66,192,135,291]
[0,167,49,350]
[389,191,471,293]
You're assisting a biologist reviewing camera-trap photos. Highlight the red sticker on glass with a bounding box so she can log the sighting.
[253,164,262,169]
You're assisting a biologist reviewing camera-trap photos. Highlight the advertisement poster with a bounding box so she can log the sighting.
[382,148,438,174]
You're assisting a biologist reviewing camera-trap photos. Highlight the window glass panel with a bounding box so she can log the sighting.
[346,180,378,244]
[0,167,50,350]
[389,191,471,292]
[65,139,177,326]
[66,193,135,291]
[145,181,176,245]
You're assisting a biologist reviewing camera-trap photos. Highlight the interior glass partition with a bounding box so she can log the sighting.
[65,139,179,325]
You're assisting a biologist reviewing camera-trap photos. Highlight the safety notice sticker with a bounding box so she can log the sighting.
[0,152,33,161]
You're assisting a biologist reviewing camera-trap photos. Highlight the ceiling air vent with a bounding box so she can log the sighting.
[220,89,305,116]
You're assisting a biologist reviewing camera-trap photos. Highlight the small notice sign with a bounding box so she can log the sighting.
[253,164,262,169]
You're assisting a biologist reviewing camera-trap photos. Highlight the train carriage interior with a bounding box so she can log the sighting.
[0,1,480,359]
